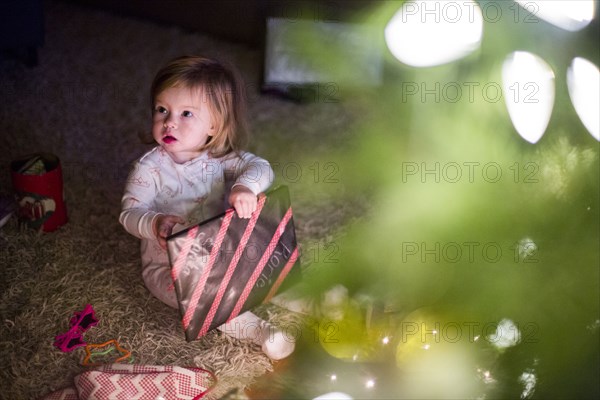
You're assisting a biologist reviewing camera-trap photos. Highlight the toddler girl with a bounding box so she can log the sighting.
[120,55,294,360]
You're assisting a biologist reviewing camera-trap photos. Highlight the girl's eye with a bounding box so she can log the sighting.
[182,111,193,117]
[155,106,167,114]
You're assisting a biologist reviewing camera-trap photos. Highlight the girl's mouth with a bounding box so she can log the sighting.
[163,135,177,144]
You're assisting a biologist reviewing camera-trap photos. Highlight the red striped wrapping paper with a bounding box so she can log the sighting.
[167,185,301,341]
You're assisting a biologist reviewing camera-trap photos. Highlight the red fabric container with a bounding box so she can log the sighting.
[167,185,301,341]
[10,153,68,232]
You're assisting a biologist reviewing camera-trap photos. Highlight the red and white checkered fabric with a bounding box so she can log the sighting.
[40,364,215,400]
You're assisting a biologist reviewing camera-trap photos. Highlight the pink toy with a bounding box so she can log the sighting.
[53,304,99,353]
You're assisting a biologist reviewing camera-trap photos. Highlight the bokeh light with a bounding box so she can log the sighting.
[519,370,537,399]
[313,392,353,400]
[394,307,491,399]
[515,0,595,32]
[487,318,521,350]
[567,57,600,141]
[502,51,555,143]
[384,0,483,67]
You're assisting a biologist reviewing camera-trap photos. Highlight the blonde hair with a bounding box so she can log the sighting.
[150,55,248,158]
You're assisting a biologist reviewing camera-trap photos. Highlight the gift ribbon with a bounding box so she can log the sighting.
[227,206,294,323]
[171,225,199,284]
[263,246,300,304]
[198,194,266,337]
[182,209,234,329]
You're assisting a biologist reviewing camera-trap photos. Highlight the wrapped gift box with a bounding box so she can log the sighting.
[11,153,68,232]
[167,185,301,341]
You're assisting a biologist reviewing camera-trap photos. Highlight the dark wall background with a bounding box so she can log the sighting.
[69,0,377,47]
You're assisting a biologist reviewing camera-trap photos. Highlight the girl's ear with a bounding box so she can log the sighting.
[208,116,218,136]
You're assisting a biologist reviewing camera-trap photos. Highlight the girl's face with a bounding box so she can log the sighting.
[152,85,216,164]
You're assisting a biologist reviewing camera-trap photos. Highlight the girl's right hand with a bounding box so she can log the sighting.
[153,214,185,250]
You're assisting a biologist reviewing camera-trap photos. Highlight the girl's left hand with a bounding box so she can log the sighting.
[229,185,258,219]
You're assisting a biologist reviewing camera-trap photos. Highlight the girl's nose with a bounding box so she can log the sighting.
[163,115,176,129]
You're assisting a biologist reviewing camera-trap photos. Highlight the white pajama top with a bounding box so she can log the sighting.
[119,146,274,308]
